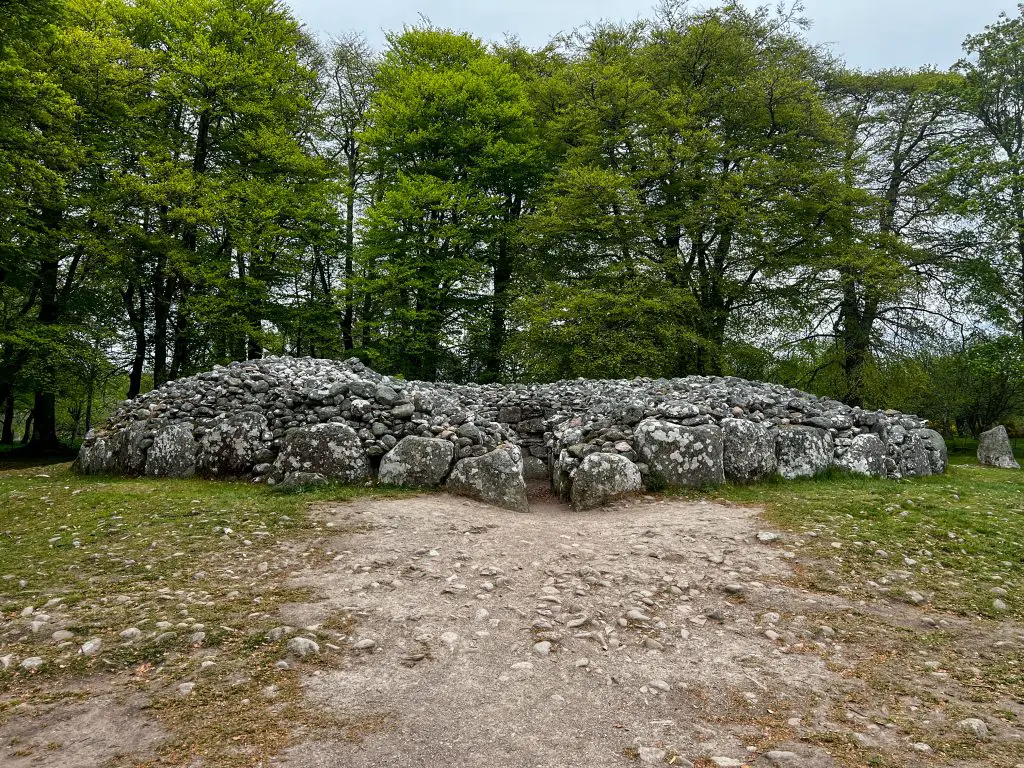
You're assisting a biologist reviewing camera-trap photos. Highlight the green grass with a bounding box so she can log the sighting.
[689,464,1024,620]
[0,464,409,767]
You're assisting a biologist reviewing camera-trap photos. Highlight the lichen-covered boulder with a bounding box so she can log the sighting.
[634,420,724,488]
[776,426,833,480]
[197,412,268,477]
[978,425,1020,469]
[79,433,115,475]
[834,433,886,477]
[113,422,147,475]
[378,436,454,487]
[915,428,948,475]
[898,432,932,478]
[721,418,777,483]
[146,423,196,478]
[446,444,528,512]
[570,453,642,510]
[273,422,368,483]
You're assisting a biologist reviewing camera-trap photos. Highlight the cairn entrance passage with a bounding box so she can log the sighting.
[77,357,949,510]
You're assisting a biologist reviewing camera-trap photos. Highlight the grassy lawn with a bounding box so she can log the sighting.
[693,463,1024,621]
[0,464,404,767]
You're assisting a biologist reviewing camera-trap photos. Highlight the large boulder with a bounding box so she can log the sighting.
[113,422,147,475]
[721,418,777,483]
[78,433,115,475]
[834,433,886,477]
[978,425,1020,469]
[378,436,454,487]
[776,426,833,480]
[273,422,368,483]
[570,453,643,511]
[446,444,529,512]
[898,432,932,478]
[197,412,268,477]
[915,428,948,475]
[634,420,724,488]
[146,423,196,478]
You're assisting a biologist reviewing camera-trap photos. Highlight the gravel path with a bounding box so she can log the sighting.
[274,495,846,768]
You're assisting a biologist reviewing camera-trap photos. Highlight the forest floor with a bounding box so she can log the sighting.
[0,461,1021,768]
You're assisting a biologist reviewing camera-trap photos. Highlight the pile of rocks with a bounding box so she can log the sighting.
[78,357,948,511]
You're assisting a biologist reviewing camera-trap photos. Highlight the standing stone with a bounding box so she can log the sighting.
[114,422,148,475]
[446,444,529,512]
[378,436,454,487]
[273,422,368,483]
[570,453,643,510]
[914,428,948,475]
[78,434,115,475]
[899,432,932,478]
[721,418,777,483]
[977,425,1020,469]
[146,424,196,478]
[834,433,886,477]
[197,412,268,477]
[634,420,725,488]
[776,426,833,480]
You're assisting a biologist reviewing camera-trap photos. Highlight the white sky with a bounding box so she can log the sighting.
[283,0,1017,70]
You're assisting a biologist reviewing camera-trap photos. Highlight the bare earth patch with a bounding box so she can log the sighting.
[0,679,166,767]
[271,494,1024,768]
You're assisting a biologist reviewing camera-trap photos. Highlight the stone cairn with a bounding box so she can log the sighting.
[77,356,948,512]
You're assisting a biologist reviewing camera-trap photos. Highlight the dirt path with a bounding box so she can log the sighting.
[272,494,890,768]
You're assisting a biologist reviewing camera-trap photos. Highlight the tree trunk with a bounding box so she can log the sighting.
[30,392,58,447]
[1,393,14,445]
[124,281,147,399]
[21,412,33,445]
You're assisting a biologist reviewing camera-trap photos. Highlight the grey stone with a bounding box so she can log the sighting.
[634,420,724,488]
[776,426,833,480]
[286,636,320,657]
[978,425,1019,469]
[915,428,948,474]
[273,423,368,483]
[721,418,777,482]
[446,445,529,512]
[146,423,196,478]
[197,412,267,477]
[378,436,455,487]
[834,433,886,477]
[569,453,642,510]
[278,472,328,490]
[957,718,989,739]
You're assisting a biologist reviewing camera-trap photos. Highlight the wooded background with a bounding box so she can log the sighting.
[2,0,1023,448]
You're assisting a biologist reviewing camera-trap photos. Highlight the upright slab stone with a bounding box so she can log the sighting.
[915,428,948,475]
[146,423,196,478]
[113,422,147,476]
[197,412,268,478]
[378,436,454,487]
[570,452,643,511]
[721,418,777,483]
[898,432,932,478]
[776,426,833,480]
[78,433,115,475]
[634,420,724,488]
[834,433,886,477]
[446,444,529,512]
[978,425,1020,469]
[273,422,368,483]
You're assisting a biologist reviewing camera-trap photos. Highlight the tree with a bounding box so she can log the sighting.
[815,69,967,406]
[957,6,1024,338]
[360,26,539,381]
[521,4,845,379]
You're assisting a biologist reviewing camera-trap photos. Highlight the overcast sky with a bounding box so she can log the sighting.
[283,0,1016,70]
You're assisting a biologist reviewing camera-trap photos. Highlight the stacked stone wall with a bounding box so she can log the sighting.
[78,356,948,511]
